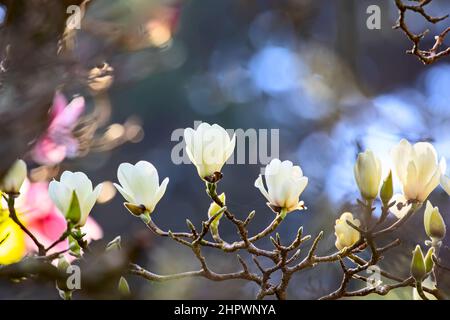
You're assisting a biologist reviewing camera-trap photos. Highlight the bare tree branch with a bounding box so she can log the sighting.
[394,0,450,64]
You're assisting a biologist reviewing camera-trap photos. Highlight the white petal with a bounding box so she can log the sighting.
[291,165,303,178]
[79,184,102,226]
[414,143,438,185]
[118,163,151,205]
[117,163,136,194]
[183,128,197,165]
[265,159,282,198]
[287,177,308,208]
[421,166,441,200]
[404,161,419,200]
[224,133,236,163]
[148,177,169,212]
[113,183,135,203]
[254,175,271,203]
[272,161,294,204]
[48,180,72,216]
[135,161,158,193]
[61,171,92,202]
[391,139,412,184]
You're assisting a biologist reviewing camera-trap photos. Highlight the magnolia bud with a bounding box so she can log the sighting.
[424,247,434,274]
[411,245,426,281]
[354,150,382,200]
[380,171,393,206]
[423,201,446,241]
[118,276,130,296]
[334,212,361,251]
[208,193,225,234]
[0,159,27,194]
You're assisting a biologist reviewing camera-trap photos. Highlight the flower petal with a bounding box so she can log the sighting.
[48,181,72,216]
[149,177,169,212]
[113,183,135,204]
[254,175,271,203]
[79,183,102,226]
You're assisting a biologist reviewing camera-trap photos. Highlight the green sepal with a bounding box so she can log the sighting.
[424,247,435,274]
[68,235,81,256]
[118,276,130,296]
[140,212,151,224]
[66,191,81,225]
[106,236,122,251]
[411,245,426,281]
[380,171,393,205]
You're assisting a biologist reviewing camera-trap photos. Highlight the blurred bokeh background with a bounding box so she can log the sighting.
[1,0,449,299]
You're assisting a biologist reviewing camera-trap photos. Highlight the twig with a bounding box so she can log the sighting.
[393,0,450,64]
[6,195,45,256]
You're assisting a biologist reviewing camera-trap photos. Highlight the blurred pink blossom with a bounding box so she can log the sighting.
[18,180,103,256]
[31,93,85,166]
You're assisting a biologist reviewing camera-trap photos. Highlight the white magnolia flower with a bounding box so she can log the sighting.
[49,171,102,226]
[184,122,236,180]
[254,159,308,215]
[391,139,446,202]
[354,150,382,200]
[114,161,169,215]
[389,193,412,219]
[0,159,27,194]
[334,212,361,251]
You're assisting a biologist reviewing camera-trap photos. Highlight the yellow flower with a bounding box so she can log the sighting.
[0,212,26,265]
[0,196,26,265]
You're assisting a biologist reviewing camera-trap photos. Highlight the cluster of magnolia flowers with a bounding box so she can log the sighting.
[0,122,309,262]
[0,123,448,296]
[337,141,448,251]
[340,140,448,299]
[0,160,102,264]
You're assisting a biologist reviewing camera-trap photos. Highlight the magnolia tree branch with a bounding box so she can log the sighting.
[319,200,444,300]
[2,175,448,300]
[394,0,450,64]
[126,179,448,300]
[5,195,46,256]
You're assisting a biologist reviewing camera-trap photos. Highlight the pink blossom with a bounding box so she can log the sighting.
[18,180,103,256]
[31,93,85,166]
